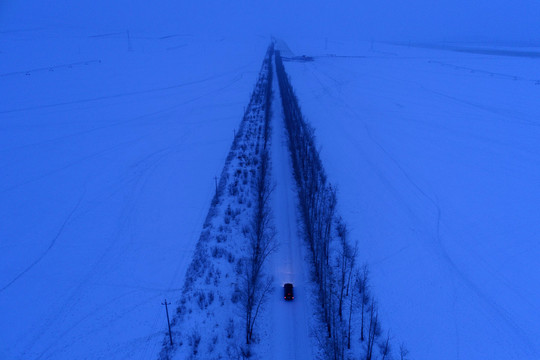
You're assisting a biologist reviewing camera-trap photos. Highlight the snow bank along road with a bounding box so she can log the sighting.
[158,45,277,359]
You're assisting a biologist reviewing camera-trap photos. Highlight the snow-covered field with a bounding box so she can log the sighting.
[0,29,268,359]
[3,2,539,357]
[282,40,540,359]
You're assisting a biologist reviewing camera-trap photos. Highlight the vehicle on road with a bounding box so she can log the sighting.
[284,283,294,300]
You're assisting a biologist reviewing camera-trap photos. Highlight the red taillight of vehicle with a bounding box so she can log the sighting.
[284,297,286,299]
[292,297,294,299]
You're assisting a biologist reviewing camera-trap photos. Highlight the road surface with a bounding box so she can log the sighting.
[261,61,315,360]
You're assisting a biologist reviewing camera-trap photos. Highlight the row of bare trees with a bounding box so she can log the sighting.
[276,48,343,355]
[275,49,408,360]
[240,44,277,348]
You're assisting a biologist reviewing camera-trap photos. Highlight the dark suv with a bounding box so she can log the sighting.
[284,283,294,300]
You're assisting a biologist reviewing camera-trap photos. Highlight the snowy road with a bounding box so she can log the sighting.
[260,64,315,360]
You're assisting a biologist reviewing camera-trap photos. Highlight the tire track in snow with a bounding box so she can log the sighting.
[0,193,84,293]
[17,140,185,359]
[0,136,146,195]
[0,68,248,115]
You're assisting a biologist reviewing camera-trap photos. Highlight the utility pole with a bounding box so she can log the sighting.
[214,176,218,196]
[161,299,173,346]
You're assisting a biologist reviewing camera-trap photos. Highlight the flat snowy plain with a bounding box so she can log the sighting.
[2,25,539,360]
[0,29,267,359]
[282,40,540,359]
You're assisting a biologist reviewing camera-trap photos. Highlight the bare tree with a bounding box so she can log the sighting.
[242,110,276,345]
[346,241,358,296]
[336,220,349,320]
[247,276,273,342]
[347,270,357,349]
[379,331,392,360]
[242,260,271,345]
[365,301,381,360]
[400,342,409,360]
[358,264,370,342]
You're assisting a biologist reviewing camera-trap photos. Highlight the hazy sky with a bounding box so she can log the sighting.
[2,0,540,42]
